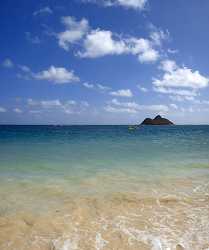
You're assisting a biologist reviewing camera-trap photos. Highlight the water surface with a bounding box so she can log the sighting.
[0,125,209,249]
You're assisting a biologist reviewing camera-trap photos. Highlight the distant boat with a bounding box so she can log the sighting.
[128,125,138,130]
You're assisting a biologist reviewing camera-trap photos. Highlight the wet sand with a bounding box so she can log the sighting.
[0,178,209,250]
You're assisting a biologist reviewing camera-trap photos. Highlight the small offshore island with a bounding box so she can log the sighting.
[141,115,174,125]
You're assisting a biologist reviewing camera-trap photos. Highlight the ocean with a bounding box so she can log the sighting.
[0,125,209,250]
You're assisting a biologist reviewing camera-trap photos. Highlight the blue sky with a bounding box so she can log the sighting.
[1,0,209,124]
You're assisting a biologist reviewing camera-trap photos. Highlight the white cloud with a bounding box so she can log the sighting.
[148,24,169,47]
[79,30,159,62]
[153,60,209,103]
[112,0,147,9]
[33,7,53,16]
[110,98,140,108]
[0,107,6,112]
[126,36,160,63]
[57,16,162,63]
[27,99,89,115]
[97,84,111,91]
[13,108,23,113]
[84,0,147,10]
[34,66,79,84]
[79,29,127,58]
[159,59,177,72]
[138,48,159,63]
[170,103,178,110]
[83,82,112,92]
[154,86,197,97]
[110,89,133,97]
[40,100,62,109]
[169,95,209,103]
[27,99,62,108]
[78,29,159,63]
[104,105,138,113]
[105,99,138,113]
[169,95,194,102]
[19,65,31,72]
[2,58,14,68]
[83,82,94,89]
[105,98,169,113]
[154,60,209,89]
[58,16,89,50]
[137,85,148,92]
[141,104,169,112]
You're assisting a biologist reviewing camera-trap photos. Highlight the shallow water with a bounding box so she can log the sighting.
[0,125,209,249]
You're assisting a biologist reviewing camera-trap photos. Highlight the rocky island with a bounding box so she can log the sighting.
[141,115,174,125]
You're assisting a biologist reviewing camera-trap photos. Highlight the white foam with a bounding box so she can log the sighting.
[114,215,176,249]
[95,233,108,250]
[151,238,163,250]
[52,236,78,250]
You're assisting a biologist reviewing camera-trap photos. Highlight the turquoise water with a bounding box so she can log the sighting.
[0,125,209,212]
[1,125,209,178]
[0,125,209,249]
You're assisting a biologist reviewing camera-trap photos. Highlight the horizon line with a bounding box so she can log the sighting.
[0,123,209,126]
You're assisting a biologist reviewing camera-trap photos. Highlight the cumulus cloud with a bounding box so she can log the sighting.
[57,16,89,50]
[0,107,6,112]
[57,16,163,63]
[153,60,209,102]
[79,31,159,62]
[110,89,133,97]
[33,66,80,84]
[79,30,127,58]
[154,60,209,89]
[83,0,148,10]
[105,98,169,113]
[2,58,14,68]
[111,0,147,9]
[138,48,159,63]
[33,6,53,16]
